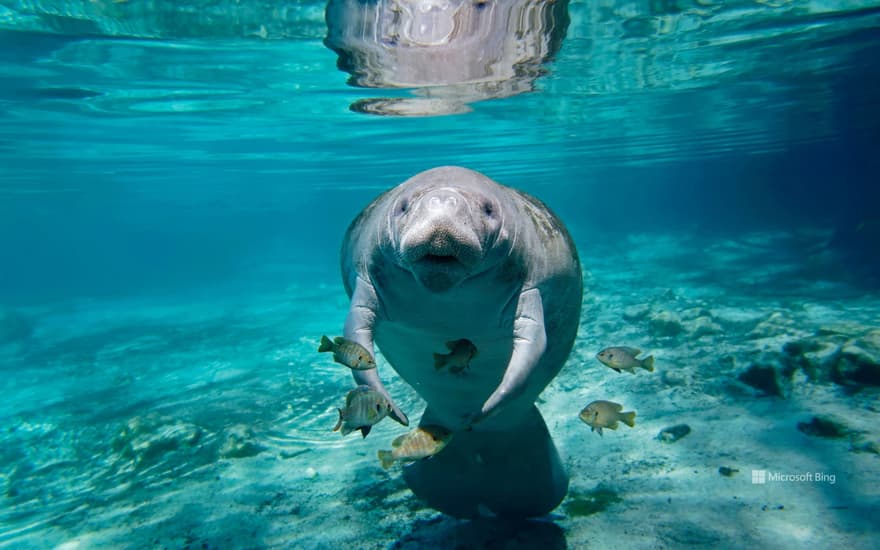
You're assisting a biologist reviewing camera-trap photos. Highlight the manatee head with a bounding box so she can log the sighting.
[382,166,514,293]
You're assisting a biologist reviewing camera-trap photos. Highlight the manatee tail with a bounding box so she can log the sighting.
[402,405,568,519]
[318,335,334,353]
[378,450,395,470]
[621,411,636,428]
[433,353,447,370]
[641,355,655,372]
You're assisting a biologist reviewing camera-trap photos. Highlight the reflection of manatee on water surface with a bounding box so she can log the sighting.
[339,166,582,518]
[324,0,570,116]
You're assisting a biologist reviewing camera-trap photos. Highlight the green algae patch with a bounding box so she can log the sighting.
[564,487,622,517]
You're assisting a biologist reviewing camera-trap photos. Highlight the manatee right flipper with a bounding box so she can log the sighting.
[402,405,568,518]
[343,276,409,426]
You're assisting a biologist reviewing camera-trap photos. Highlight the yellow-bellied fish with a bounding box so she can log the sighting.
[579,400,636,436]
[333,385,391,438]
[318,335,376,370]
[433,338,478,374]
[377,425,454,469]
[596,346,654,374]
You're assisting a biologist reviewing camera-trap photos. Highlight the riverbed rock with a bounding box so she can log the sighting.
[219,424,264,459]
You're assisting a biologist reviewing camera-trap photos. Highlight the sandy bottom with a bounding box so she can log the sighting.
[1,229,877,549]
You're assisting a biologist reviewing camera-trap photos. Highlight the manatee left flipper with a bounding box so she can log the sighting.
[344,276,409,427]
[474,287,546,424]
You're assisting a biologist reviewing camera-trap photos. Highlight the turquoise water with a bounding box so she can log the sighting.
[1,1,879,548]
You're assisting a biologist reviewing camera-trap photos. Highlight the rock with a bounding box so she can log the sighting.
[748,311,794,339]
[649,310,684,338]
[738,364,784,397]
[657,424,691,443]
[219,424,264,459]
[687,316,723,338]
[113,415,203,467]
[835,329,880,387]
[622,305,651,322]
[796,416,850,439]
[782,335,843,382]
[680,307,713,321]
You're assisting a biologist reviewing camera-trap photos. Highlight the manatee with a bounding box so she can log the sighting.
[324,0,570,115]
[340,166,582,518]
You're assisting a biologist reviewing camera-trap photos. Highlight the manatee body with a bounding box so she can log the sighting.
[340,166,582,518]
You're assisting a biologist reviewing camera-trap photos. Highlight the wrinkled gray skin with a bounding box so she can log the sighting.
[341,166,582,517]
[324,0,569,115]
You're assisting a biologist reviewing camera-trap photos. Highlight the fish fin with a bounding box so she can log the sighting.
[641,355,655,372]
[378,449,394,470]
[360,425,372,438]
[391,434,407,448]
[609,366,621,373]
[622,346,642,356]
[318,335,334,353]
[621,411,636,428]
[433,353,447,370]
[597,427,603,436]
[445,340,459,350]
[611,402,623,411]
[333,336,346,345]
[333,409,343,432]
[627,368,637,375]
[607,421,619,430]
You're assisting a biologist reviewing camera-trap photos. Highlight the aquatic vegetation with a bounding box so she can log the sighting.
[564,487,623,518]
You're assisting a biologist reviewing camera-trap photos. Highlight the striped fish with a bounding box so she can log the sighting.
[378,425,453,469]
[318,335,376,370]
[334,385,391,438]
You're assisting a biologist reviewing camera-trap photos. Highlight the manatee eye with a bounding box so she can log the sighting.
[475,0,489,8]
[398,198,409,215]
[482,201,494,217]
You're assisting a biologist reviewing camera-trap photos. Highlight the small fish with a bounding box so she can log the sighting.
[377,425,454,469]
[579,400,636,436]
[333,385,392,438]
[433,338,478,374]
[318,335,376,370]
[596,346,654,374]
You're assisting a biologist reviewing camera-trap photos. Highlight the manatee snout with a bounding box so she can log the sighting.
[399,189,486,291]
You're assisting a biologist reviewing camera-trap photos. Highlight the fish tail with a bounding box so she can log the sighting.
[621,411,636,428]
[332,409,343,432]
[378,450,395,470]
[641,355,655,372]
[433,353,447,370]
[318,335,334,353]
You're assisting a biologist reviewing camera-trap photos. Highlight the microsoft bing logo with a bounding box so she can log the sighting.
[752,470,767,484]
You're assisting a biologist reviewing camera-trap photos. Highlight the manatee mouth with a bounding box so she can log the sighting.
[418,253,463,267]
